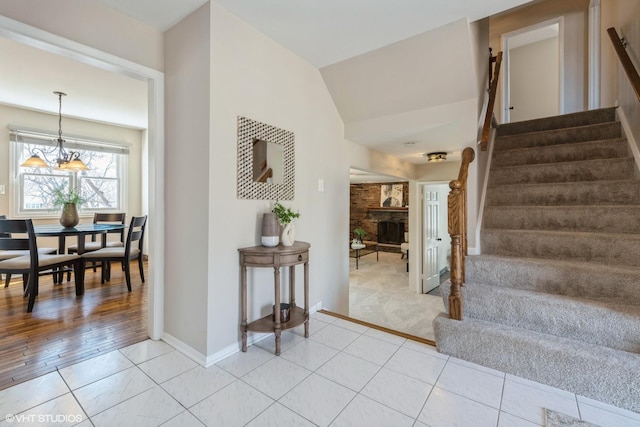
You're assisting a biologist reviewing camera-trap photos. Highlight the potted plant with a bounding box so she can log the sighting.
[353,227,366,244]
[272,202,300,246]
[52,186,85,228]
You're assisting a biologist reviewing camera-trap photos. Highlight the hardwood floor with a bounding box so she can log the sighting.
[0,261,148,391]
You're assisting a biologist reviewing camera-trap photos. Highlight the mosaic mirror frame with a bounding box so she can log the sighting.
[237,116,295,200]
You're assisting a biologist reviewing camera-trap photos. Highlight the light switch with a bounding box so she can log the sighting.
[317,179,324,192]
[0,185,5,195]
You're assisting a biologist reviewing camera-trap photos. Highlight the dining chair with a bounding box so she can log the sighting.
[66,212,126,280]
[0,215,57,288]
[80,215,147,292]
[0,219,83,312]
[67,212,127,254]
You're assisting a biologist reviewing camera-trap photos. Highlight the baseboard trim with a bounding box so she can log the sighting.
[617,107,640,171]
[319,309,436,347]
[161,333,208,365]
[163,302,324,367]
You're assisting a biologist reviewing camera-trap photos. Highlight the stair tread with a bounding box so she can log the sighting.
[487,178,640,189]
[434,314,640,363]
[484,228,640,239]
[496,107,617,136]
[494,137,627,154]
[491,138,629,168]
[465,254,640,306]
[468,253,640,273]
[484,204,640,209]
[463,281,640,310]
[491,156,634,171]
[495,121,619,140]
[433,314,640,413]
[441,281,640,352]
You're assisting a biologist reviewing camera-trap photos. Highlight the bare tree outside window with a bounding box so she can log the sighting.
[18,142,122,213]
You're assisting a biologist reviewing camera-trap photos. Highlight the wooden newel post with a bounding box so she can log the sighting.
[448,179,464,320]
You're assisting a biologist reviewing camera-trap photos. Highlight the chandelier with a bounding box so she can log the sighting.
[20,91,90,171]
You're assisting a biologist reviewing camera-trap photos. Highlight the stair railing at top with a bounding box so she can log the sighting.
[608,27,640,104]
[480,49,503,151]
[447,147,475,321]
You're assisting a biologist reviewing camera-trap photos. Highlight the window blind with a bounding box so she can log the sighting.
[8,125,130,155]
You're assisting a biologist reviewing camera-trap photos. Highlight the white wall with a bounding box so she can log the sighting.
[601,0,640,148]
[0,0,163,71]
[163,3,211,356]
[205,2,350,358]
[491,0,590,121]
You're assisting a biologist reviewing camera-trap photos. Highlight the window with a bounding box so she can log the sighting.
[10,128,129,217]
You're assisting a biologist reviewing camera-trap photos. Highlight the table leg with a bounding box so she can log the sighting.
[355,249,359,269]
[289,265,296,307]
[274,267,281,355]
[241,265,248,352]
[304,260,309,338]
[54,235,67,284]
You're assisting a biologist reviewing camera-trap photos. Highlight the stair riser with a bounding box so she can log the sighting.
[497,108,617,136]
[483,206,640,233]
[485,181,640,206]
[492,139,629,168]
[489,158,636,186]
[433,315,640,413]
[481,230,640,267]
[495,122,621,151]
[465,255,640,306]
[440,281,640,353]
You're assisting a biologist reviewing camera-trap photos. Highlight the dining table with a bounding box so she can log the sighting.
[34,223,127,255]
[33,223,127,289]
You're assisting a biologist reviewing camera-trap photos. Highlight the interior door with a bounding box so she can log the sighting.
[422,187,440,294]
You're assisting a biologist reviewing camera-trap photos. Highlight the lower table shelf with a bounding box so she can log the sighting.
[247,306,306,333]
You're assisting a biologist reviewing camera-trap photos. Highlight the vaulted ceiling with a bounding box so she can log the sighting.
[0,0,536,162]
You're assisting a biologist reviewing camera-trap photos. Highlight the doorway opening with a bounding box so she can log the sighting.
[0,18,164,339]
[501,18,564,123]
[348,168,445,341]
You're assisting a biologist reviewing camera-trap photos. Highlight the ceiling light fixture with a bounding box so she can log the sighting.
[424,151,447,162]
[20,91,89,171]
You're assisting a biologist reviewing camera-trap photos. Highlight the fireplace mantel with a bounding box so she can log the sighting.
[368,207,408,213]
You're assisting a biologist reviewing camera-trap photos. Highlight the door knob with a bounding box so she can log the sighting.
[509,106,514,110]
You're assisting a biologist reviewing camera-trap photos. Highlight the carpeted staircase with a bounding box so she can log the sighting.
[433,107,640,413]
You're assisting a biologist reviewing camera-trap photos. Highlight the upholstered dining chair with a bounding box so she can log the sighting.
[67,212,127,254]
[0,215,57,288]
[66,212,126,281]
[80,215,147,292]
[0,219,82,312]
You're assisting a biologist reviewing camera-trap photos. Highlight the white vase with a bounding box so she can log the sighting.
[281,222,296,246]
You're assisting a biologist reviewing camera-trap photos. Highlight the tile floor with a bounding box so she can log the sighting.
[1,312,638,427]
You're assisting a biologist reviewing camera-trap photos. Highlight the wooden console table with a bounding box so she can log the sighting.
[239,241,310,355]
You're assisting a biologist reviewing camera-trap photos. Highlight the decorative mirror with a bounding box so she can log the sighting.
[237,116,294,200]
[252,139,284,184]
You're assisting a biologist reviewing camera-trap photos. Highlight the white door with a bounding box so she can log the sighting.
[422,187,440,294]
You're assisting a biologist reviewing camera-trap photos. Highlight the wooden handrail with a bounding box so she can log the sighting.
[608,27,640,104]
[480,50,503,151]
[448,147,475,320]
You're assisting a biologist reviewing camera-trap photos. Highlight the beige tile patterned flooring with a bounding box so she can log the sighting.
[349,250,445,341]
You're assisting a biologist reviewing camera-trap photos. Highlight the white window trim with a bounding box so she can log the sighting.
[9,129,129,219]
